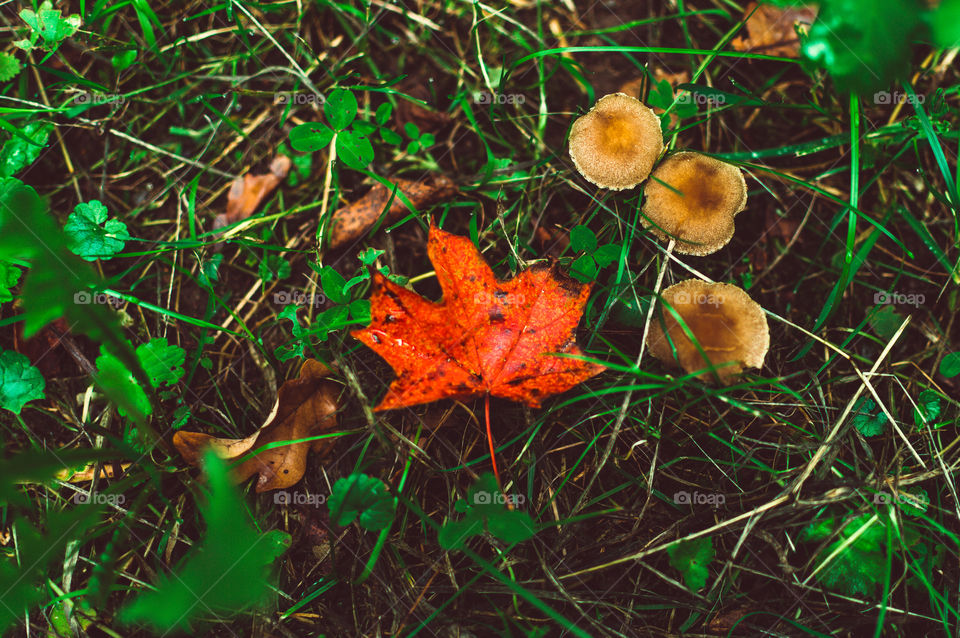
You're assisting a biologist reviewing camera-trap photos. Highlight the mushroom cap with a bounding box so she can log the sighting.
[646,279,769,384]
[641,152,748,256]
[568,93,664,191]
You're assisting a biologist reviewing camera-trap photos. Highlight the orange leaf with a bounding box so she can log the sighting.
[351,223,605,410]
[326,174,457,252]
[172,359,340,492]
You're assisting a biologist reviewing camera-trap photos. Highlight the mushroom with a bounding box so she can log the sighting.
[568,93,664,190]
[641,151,747,255]
[646,279,769,384]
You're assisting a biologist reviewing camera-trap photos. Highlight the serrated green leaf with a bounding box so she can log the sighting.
[0,122,53,178]
[667,537,714,591]
[851,396,886,437]
[324,88,357,130]
[136,338,185,388]
[914,389,942,428]
[0,349,45,414]
[0,52,21,82]
[440,473,536,550]
[65,200,130,261]
[328,473,396,531]
[0,261,21,303]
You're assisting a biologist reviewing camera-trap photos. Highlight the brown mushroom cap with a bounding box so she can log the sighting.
[568,93,664,190]
[646,279,769,384]
[641,152,748,255]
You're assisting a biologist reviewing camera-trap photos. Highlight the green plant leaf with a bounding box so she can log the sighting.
[0,52,21,82]
[136,338,185,388]
[375,102,392,126]
[0,260,21,303]
[940,352,960,378]
[94,348,151,421]
[258,254,290,282]
[593,243,621,268]
[851,396,886,437]
[930,0,960,47]
[913,389,942,428]
[0,122,53,178]
[111,49,137,71]
[439,473,536,550]
[324,88,358,130]
[120,451,283,632]
[0,349,45,414]
[328,473,396,531]
[569,225,597,253]
[803,513,885,597]
[867,304,902,340]
[320,265,348,305]
[64,200,130,261]
[570,254,597,282]
[800,0,923,96]
[289,122,334,152]
[336,129,374,169]
[667,537,715,591]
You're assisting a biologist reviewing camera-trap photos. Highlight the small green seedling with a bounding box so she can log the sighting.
[439,473,536,550]
[667,536,715,591]
[0,261,21,303]
[14,1,81,54]
[913,389,944,428]
[328,473,396,531]
[403,121,435,154]
[568,225,620,282]
[289,88,375,170]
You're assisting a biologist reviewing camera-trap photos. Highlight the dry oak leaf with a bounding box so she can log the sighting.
[351,223,606,411]
[172,359,340,492]
[731,2,818,58]
[214,155,292,230]
[326,174,457,252]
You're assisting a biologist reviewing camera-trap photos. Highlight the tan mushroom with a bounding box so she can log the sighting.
[646,279,768,384]
[568,93,664,190]
[641,152,748,255]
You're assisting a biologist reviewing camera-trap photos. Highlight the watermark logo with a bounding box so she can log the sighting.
[75,92,125,106]
[873,291,924,307]
[276,93,323,105]
[873,491,928,508]
[473,92,525,105]
[677,92,726,106]
[673,491,725,506]
[873,91,924,105]
[473,291,526,307]
[73,291,125,307]
[673,290,723,307]
[272,290,326,307]
[274,491,326,506]
[73,492,125,506]
[473,490,525,506]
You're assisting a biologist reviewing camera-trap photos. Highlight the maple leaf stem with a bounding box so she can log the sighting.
[485,393,502,493]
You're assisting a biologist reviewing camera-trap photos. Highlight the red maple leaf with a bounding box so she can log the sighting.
[351,223,606,411]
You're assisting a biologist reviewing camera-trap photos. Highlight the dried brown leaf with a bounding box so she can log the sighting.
[215,155,292,229]
[325,174,457,251]
[172,359,340,492]
[731,2,818,58]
